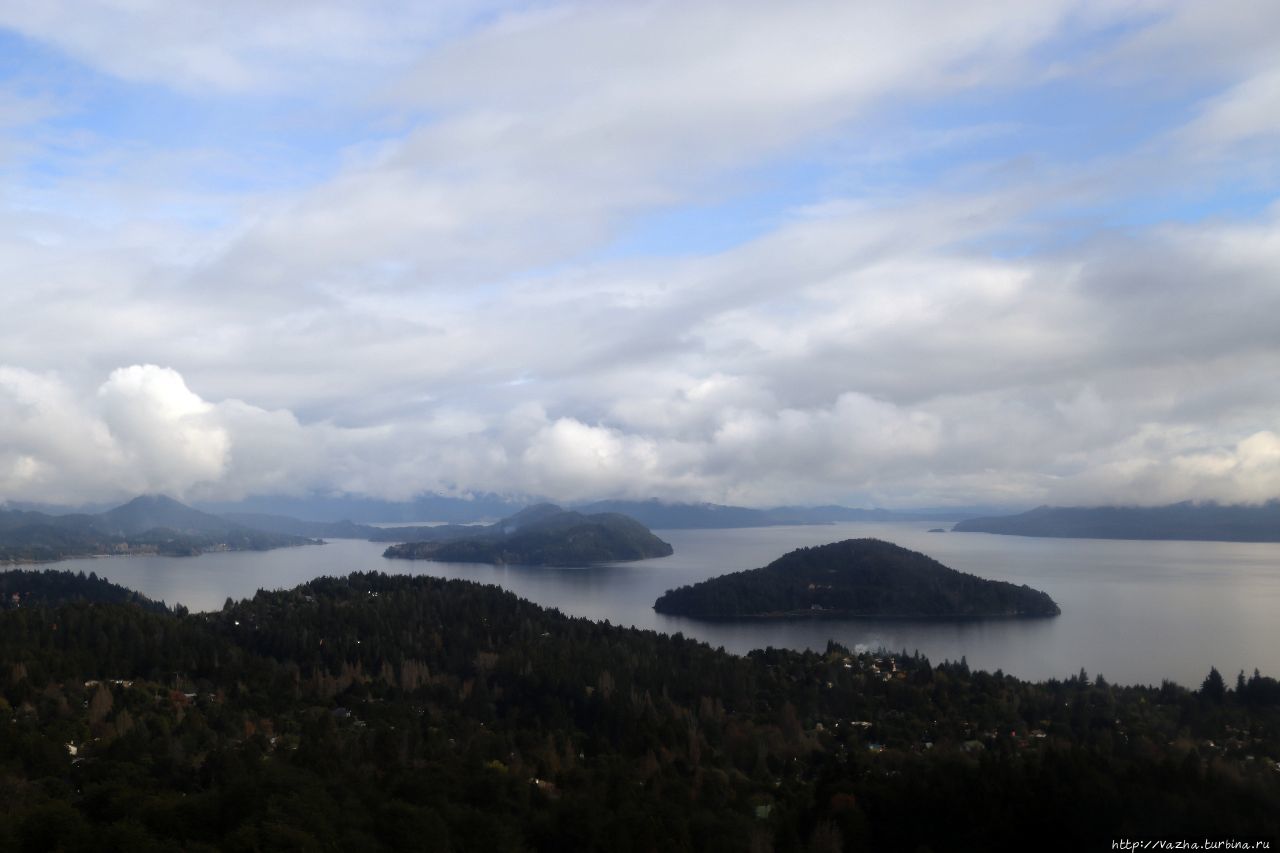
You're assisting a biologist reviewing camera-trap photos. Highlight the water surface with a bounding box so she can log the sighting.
[36,522,1280,687]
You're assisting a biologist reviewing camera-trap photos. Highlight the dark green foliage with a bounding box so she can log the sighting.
[384,504,673,565]
[0,569,169,613]
[0,570,1276,850]
[653,538,1060,619]
[954,500,1280,542]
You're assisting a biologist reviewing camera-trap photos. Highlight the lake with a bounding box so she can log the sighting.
[35,521,1280,688]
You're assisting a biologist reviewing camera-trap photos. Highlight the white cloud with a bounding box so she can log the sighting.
[2,2,1280,510]
[0,1,502,95]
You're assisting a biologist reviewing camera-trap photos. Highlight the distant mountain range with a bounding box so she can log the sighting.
[566,500,978,529]
[0,496,314,563]
[953,501,1280,543]
[205,493,997,528]
[221,497,987,540]
[195,492,528,524]
[7,493,1276,564]
[9,492,998,530]
[383,504,674,566]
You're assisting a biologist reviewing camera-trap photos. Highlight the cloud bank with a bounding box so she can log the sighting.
[1,1,1279,508]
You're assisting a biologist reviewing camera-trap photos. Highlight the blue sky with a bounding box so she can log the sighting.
[1,1,1279,508]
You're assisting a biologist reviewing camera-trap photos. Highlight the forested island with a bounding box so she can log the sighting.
[953,500,1280,542]
[382,504,673,565]
[653,539,1060,620]
[0,495,314,563]
[0,569,1277,849]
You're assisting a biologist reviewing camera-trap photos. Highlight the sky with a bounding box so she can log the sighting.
[1,0,1279,509]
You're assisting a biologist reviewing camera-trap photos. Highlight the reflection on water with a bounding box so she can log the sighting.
[34,522,1280,687]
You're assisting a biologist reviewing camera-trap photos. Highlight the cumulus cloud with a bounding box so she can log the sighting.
[2,2,1280,509]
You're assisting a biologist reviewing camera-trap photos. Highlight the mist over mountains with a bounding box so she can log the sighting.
[6,491,1276,556]
[0,495,312,562]
[954,501,1280,543]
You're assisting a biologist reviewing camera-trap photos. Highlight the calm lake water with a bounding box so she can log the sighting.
[36,521,1280,688]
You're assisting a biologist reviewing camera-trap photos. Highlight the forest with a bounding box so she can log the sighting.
[383,505,673,565]
[654,539,1060,620]
[0,569,1277,851]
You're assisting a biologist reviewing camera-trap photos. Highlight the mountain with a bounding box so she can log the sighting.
[952,501,1280,542]
[383,503,674,565]
[97,495,246,536]
[193,493,991,530]
[0,496,314,562]
[220,512,381,540]
[653,538,1060,619]
[573,499,982,528]
[196,491,527,523]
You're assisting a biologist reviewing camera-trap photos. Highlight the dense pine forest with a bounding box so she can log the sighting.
[1,569,1278,851]
[654,539,1061,619]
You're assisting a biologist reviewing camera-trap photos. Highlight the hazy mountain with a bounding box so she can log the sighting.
[383,503,673,565]
[573,499,986,529]
[195,494,994,530]
[0,496,313,562]
[196,492,528,523]
[653,538,1060,620]
[96,495,244,536]
[220,512,381,540]
[952,501,1280,543]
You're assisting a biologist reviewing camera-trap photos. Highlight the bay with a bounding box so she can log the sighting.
[35,521,1280,687]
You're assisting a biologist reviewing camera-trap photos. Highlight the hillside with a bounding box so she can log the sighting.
[0,568,169,613]
[0,570,1276,849]
[653,538,1060,619]
[953,501,1280,542]
[383,504,674,565]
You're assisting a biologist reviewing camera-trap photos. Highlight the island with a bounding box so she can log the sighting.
[653,538,1060,619]
[382,503,674,565]
[952,500,1280,543]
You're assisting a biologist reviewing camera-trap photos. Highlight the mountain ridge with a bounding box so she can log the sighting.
[953,500,1280,542]
[0,495,314,562]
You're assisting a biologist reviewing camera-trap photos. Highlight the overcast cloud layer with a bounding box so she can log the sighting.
[2,0,1279,508]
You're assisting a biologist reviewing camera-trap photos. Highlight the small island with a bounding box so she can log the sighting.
[383,504,674,566]
[653,538,1060,619]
